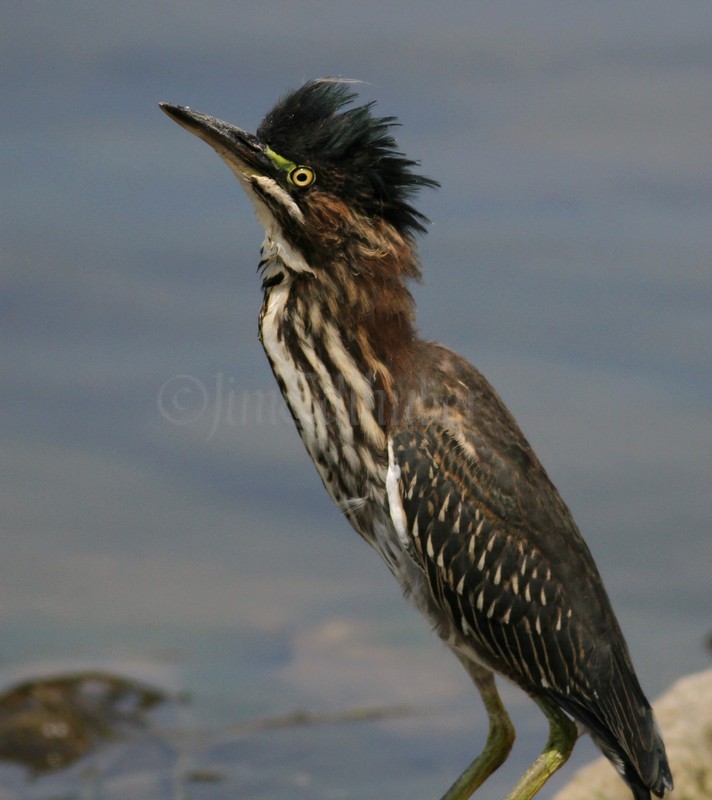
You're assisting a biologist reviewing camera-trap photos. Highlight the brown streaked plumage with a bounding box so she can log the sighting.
[159,79,672,800]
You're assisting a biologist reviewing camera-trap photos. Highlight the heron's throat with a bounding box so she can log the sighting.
[257,225,419,504]
[258,221,420,385]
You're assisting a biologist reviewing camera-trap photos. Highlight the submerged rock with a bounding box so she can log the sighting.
[0,671,164,773]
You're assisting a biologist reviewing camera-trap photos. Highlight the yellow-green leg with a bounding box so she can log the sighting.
[439,661,515,800]
[504,696,579,800]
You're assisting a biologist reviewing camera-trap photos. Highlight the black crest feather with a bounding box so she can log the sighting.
[257,79,439,236]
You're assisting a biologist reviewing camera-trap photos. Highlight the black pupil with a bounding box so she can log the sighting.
[296,171,307,183]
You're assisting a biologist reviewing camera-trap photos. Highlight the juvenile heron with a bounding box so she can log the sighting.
[159,80,673,800]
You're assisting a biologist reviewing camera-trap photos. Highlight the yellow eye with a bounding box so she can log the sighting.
[289,166,315,188]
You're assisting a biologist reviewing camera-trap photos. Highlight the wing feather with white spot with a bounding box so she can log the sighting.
[388,416,665,791]
[390,421,582,696]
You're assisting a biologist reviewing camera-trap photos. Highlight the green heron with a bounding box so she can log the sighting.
[160,80,673,800]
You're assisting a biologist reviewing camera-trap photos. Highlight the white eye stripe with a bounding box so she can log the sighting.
[252,175,304,223]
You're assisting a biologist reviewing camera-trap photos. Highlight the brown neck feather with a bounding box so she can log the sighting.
[297,194,423,428]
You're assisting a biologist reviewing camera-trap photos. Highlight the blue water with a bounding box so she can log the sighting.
[2,3,710,797]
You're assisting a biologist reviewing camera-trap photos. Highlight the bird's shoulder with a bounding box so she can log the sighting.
[389,340,612,633]
[391,341,566,536]
[387,344,646,714]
